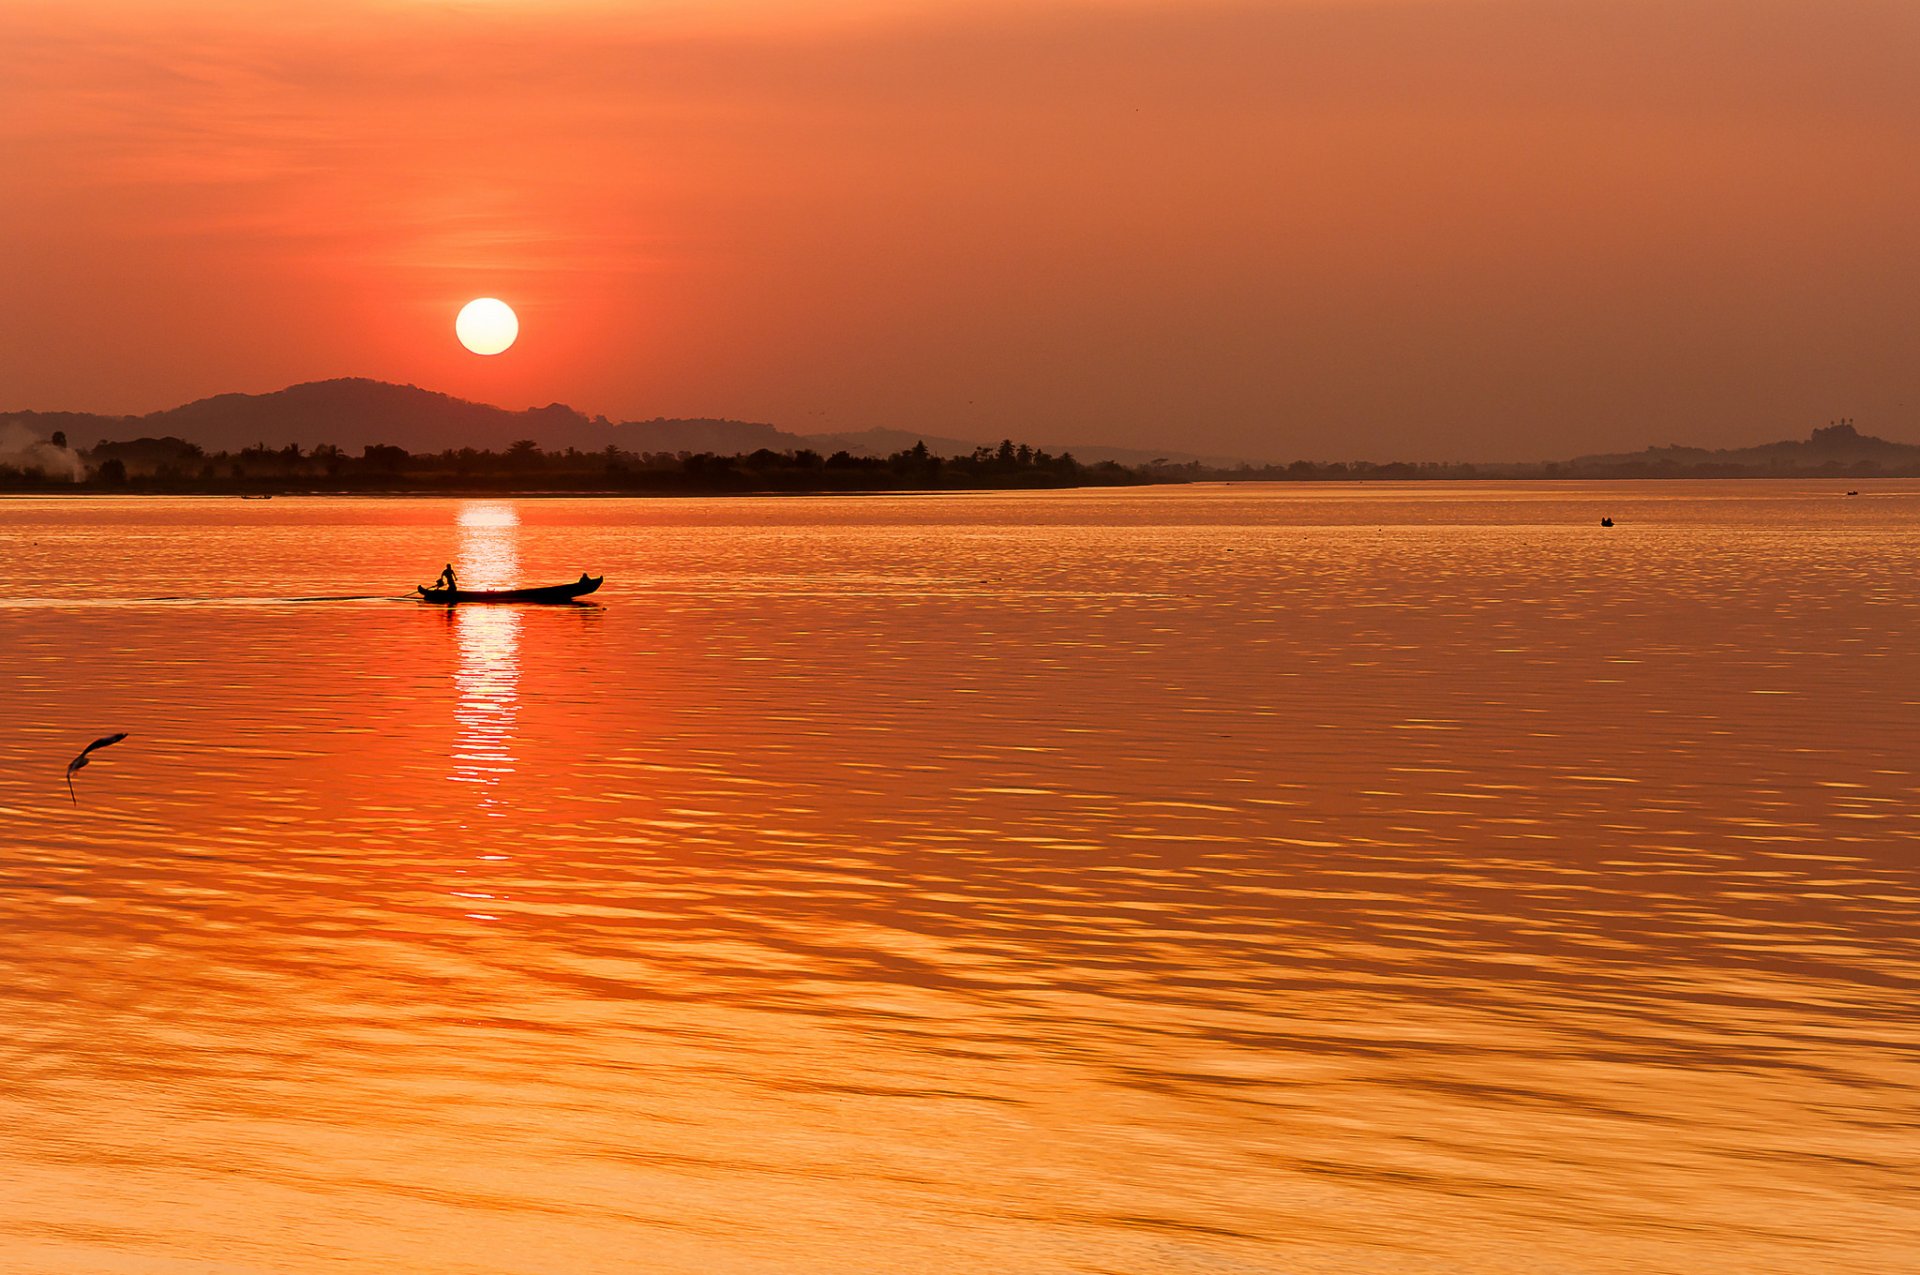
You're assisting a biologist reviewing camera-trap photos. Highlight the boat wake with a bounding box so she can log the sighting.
[0,594,421,609]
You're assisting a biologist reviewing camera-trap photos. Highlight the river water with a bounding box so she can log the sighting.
[0,484,1915,1273]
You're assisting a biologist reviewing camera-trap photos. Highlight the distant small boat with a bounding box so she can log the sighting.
[241,495,273,501]
[417,575,603,605]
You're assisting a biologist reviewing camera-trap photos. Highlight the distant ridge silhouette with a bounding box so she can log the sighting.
[1,379,805,457]
[1565,419,1920,475]
[0,378,1243,466]
[5,384,1917,474]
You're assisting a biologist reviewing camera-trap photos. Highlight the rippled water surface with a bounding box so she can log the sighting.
[2,484,1916,1273]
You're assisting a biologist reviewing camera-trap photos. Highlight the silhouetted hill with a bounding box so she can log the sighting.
[1,379,811,457]
[153,379,600,453]
[1,379,1256,464]
[1564,420,1920,476]
[0,379,586,454]
[8,381,1913,476]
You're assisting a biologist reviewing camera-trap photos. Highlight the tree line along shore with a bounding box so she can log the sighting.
[2,435,1155,494]
[5,426,1917,494]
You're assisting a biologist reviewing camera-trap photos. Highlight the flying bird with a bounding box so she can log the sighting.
[66,733,129,806]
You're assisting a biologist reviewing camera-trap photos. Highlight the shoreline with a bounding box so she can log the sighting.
[0,472,1903,498]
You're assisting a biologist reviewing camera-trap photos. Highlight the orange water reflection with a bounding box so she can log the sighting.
[450,503,521,921]
[449,503,522,808]
[451,608,520,810]
[1,486,1918,1275]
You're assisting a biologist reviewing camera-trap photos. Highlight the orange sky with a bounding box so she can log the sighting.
[3,0,1917,459]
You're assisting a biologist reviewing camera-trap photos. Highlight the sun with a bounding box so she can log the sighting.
[456,298,518,355]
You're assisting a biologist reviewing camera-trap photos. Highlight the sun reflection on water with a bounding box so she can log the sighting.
[450,502,521,828]
[455,499,521,586]
[451,607,520,805]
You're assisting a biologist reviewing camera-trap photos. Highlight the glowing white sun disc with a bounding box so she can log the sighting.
[456,298,518,355]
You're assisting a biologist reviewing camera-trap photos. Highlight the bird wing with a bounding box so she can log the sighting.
[67,733,129,776]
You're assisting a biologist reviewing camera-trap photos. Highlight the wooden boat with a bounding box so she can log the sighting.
[417,574,603,605]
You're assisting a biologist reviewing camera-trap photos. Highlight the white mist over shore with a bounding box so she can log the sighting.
[0,423,85,481]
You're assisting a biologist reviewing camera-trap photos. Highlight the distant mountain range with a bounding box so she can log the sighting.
[0,378,1239,467]
[6,381,1918,477]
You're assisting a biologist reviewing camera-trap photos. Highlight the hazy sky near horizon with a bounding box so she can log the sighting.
[3,0,1917,460]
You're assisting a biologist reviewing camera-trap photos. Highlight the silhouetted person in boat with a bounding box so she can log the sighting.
[1600,517,1614,527]
[435,564,458,592]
